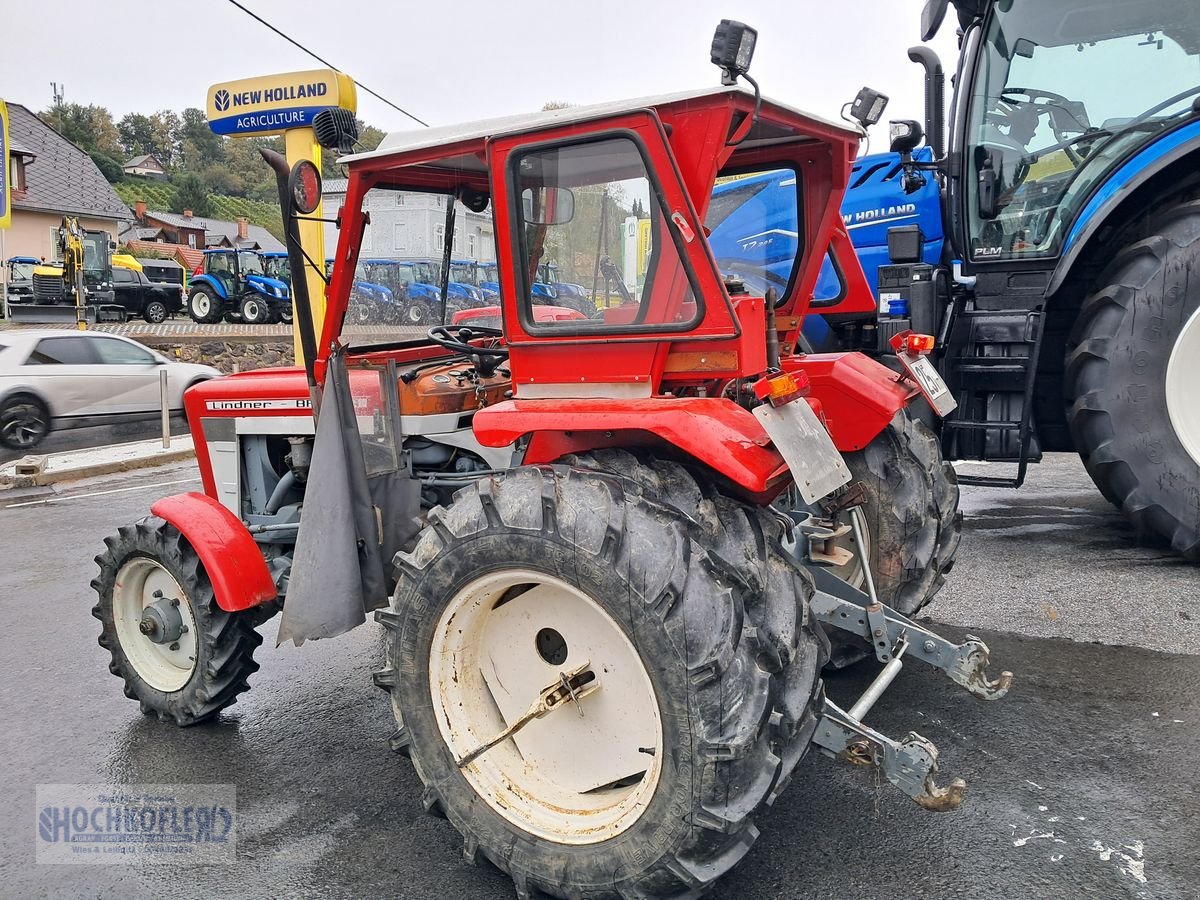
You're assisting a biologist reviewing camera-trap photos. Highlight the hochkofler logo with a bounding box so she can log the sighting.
[214,89,231,112]
[36,783,236,865]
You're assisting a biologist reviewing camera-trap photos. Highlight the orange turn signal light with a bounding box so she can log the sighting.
[890,330,936,355]
[753,370,811,407]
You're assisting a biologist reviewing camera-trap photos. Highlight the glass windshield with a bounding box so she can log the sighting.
[965,0,1200,261]
[263,257,290,282]
[706,169,800,303]
[450,262,478,284]
[81,233,106,272]
[238,251,264,275]
[512,135,698,332]
[9,261,35,280]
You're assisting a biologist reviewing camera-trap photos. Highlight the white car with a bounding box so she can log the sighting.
[0,330,220,451]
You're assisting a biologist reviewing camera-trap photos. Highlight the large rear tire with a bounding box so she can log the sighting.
[91,518,262,726]
[1066,200,1200,560]
[375,454,825,899]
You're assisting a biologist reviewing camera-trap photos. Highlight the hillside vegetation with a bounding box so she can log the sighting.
[114,182,285,241]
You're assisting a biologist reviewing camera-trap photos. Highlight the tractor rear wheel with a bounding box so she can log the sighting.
[91,518,262,725]
[375,454,825,899]
[187,286,221,324]
[1066,200,1200,560]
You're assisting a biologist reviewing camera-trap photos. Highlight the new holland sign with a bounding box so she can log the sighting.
[206,69,356,137]
[0,100,11,229]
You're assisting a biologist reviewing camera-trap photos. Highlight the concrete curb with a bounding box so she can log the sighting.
[0,436,196,488]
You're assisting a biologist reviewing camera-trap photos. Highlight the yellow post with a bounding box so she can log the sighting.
[283,130,325,361]
[207,69,356,365]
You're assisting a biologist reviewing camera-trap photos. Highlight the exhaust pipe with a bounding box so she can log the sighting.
[907,46,944,160]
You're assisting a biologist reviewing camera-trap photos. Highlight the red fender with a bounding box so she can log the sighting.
[473,397,793,500]
[789,352,919,452]
[150,492,277,613]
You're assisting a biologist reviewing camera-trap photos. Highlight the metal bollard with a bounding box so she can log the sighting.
[159,368,170,449]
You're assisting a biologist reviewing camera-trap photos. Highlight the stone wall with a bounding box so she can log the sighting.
[136,337,296,374]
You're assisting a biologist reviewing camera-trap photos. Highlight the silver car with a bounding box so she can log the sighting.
[0,330,220,451]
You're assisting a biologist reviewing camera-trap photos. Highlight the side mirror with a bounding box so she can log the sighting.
[921,0,950,41]
[521,187,575,225]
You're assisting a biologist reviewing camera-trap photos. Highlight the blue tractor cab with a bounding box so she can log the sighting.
[360,259,442,326]
[187,248,290,325]
[4,256,40,305]
[403,258,487,318]
[479,262,559,305]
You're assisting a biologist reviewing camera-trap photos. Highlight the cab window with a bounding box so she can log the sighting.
[512,135,700,332]
[706,168,801,303]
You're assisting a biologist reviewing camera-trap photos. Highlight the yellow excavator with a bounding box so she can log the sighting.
[30,217,141,327]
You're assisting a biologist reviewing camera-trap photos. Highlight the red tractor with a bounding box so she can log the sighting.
[91,23,1011,899]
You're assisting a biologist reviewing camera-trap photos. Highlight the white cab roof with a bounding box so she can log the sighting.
[341,86,860,166]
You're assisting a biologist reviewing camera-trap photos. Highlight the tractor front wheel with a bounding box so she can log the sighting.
[240,294,270,325]
[91,518,262,725]
[376,455,824,899]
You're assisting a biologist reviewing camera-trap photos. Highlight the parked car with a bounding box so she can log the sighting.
[110,267,185,323]
[0,331,219,451]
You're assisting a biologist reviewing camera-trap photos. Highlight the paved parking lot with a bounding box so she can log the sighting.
[0,454,1195,899]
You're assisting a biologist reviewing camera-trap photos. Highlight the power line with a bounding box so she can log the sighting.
[224,0,429,127]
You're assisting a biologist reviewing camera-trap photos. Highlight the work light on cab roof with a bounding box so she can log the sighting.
[710,19,757,85]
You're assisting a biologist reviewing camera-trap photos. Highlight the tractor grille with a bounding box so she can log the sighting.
[32,273,66,301]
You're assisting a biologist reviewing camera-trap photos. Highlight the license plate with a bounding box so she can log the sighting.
[900,353,957,417]
[752,399,851,505]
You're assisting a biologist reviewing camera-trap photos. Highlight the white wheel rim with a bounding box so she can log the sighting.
[194,293,210,316]
[246,300,261,320]
[429,569,663,844]
[1166,306,1200,467]
[113,557,198,692]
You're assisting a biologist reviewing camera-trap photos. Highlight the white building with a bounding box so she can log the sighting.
[322,179,496,262]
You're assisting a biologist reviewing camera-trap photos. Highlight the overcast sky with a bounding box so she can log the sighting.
[2,1,959,146]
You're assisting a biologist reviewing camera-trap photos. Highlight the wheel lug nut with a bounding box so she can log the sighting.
[152,590,163,598]
[168,642,180,651]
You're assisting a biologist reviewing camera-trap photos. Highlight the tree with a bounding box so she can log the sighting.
[630,198,647,219]
[176,107,222,171]
[117,113,156,158]
[149,110,183,169]
[90,151,124,183]
[40,103,122,157]
[170,173,213,217]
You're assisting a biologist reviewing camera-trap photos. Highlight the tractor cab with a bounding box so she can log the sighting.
[4,256,39,303]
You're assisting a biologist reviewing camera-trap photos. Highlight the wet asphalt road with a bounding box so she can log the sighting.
[0,454,1196,899]
[0,415,191,466]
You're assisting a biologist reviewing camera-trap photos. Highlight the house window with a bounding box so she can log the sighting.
[187,234,197,248]
[396,193,405,206]
[394,223,407,252]
[467,231,477,258]
[434,224,445,252]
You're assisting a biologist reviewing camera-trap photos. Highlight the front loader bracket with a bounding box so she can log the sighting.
[812,697,967,811]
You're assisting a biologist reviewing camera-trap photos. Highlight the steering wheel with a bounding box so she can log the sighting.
[993,88,1089,165]
[427,324,509,377]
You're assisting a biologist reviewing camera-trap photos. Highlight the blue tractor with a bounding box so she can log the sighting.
[403,258,487,319]
[187,249,290,325]
[794,0,1200,558]
[360,259,443,326]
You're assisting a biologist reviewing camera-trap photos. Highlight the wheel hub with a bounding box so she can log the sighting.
[113,558,198,691]
[1166,306,1200,467]
[138,596,185,645]
[429,569,662,844]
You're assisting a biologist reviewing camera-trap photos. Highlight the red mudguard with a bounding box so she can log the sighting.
[151,492,277,613]
[473,352,916,500]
